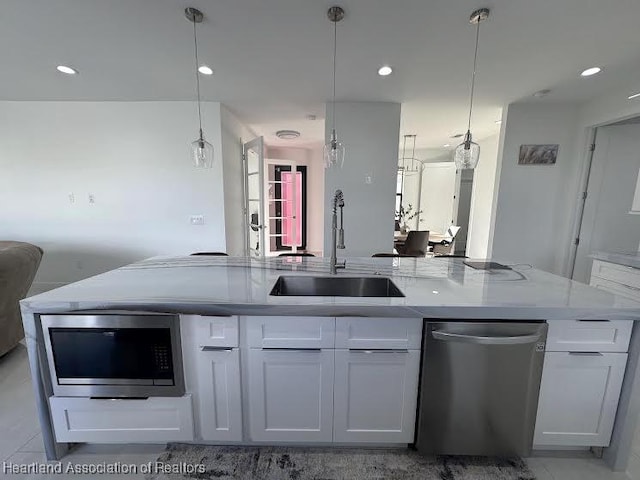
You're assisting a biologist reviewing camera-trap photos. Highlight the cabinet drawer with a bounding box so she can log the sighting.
[49,395,194,443]
[335,317,422,349]
[182,315,238,348]
[245,316,335,348]
[590,276,640,302]
[546,320,633,352]
[591,259,640,290]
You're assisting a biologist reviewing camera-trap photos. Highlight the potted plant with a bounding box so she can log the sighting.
[396,204,423,234]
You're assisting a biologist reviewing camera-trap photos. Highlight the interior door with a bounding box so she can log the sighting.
[572,125,640,282]
[418,163,457,235]
[243,137,265,257]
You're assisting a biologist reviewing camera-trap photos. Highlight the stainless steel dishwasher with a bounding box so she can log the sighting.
[415,321,547,456]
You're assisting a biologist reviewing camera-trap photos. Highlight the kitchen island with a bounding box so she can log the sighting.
[19,256,640,471]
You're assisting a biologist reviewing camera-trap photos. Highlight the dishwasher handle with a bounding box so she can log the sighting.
[431,330,542,345]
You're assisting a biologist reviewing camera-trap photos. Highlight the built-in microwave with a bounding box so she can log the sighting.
[41,314,185,398]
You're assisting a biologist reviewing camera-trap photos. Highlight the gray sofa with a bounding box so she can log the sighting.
[0,241,43,356]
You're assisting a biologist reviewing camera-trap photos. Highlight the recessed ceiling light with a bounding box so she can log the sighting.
[443,144,451,147]
[56,65,78,75]
[495,120,502,125]
[275,130,301,140]
[581,67,602,77]
[378,66,393,76]
[198,65,213,75]
[628,92,640,100]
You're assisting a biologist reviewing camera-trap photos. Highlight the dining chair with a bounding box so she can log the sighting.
[396,231,430,256]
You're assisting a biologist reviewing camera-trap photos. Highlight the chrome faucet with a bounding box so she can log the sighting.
[330,189,346,274]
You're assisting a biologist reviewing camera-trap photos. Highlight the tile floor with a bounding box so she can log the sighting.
[1,344,639,480]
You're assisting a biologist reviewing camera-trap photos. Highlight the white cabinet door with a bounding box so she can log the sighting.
[534,352,628,447]
[247,348,334,442]
[333,349,420,443]
[196,348,243,441]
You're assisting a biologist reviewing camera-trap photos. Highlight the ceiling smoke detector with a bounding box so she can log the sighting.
[533,89,552,98]
[276,130,301,140]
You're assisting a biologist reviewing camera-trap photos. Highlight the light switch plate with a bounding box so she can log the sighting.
[190,215,205,225]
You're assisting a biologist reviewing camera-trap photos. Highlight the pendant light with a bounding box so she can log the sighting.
[399,135,421,176]
[454,8,490,170]
[185,7,213,168]
[324,6,345,169]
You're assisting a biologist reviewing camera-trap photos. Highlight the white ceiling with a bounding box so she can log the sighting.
[3,0,640,151]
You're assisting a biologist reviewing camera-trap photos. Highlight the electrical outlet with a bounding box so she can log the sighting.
[190,215,205,225]
[88,194,95,204]
[365,174,373,184]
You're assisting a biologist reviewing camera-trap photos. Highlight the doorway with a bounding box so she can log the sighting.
[267,162,308,256]
[571,122,640,282]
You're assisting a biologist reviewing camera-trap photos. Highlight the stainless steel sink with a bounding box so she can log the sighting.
[269,276,405,297]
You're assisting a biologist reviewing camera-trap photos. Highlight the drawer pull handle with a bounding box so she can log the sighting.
[262,348,322,352]
[200,346,234,352]
[349,349,409,353]
[577,319,611,322]
[568,352,604,356]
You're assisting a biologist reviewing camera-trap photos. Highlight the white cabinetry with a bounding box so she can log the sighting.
[181,315,243,442]
[196,347,243,441]
[333,349,420,443]
[590,259,640,301]
[534,318,631,448]
[49,396,194,443]
[247,348,334,442]
[534,352,627,446]
[243,316,423,444]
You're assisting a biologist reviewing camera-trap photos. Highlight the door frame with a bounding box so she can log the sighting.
[567,127,598,279]
[243,136,265,257]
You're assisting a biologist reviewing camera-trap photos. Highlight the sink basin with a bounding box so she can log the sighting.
[269,276,405,297]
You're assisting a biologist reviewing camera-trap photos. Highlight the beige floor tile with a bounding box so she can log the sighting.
[626,453,640,480]
[17,433,44,454]
[540,456,634,480]
[525,457,555,480]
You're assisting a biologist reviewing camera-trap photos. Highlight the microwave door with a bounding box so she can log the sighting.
[41,314,185,398]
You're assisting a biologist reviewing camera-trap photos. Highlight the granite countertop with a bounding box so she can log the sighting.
[19,256,640,321]
[591,251,640,270]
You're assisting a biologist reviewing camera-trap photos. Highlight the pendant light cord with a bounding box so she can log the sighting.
[467,20,481,132]
[331,18,337,135]
[192,16,203,137]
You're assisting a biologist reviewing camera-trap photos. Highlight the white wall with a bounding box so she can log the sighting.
[491,103,580,274]
[0,101,225,293]
[561,87,640,276]
[220,106,257,256]
[466,134,500,258]
[265,146,324,255]
[324,102,401,257]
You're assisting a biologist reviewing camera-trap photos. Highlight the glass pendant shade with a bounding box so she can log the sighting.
[454,131,480,170]
[324,130,345,168]
[191,133,214,168]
